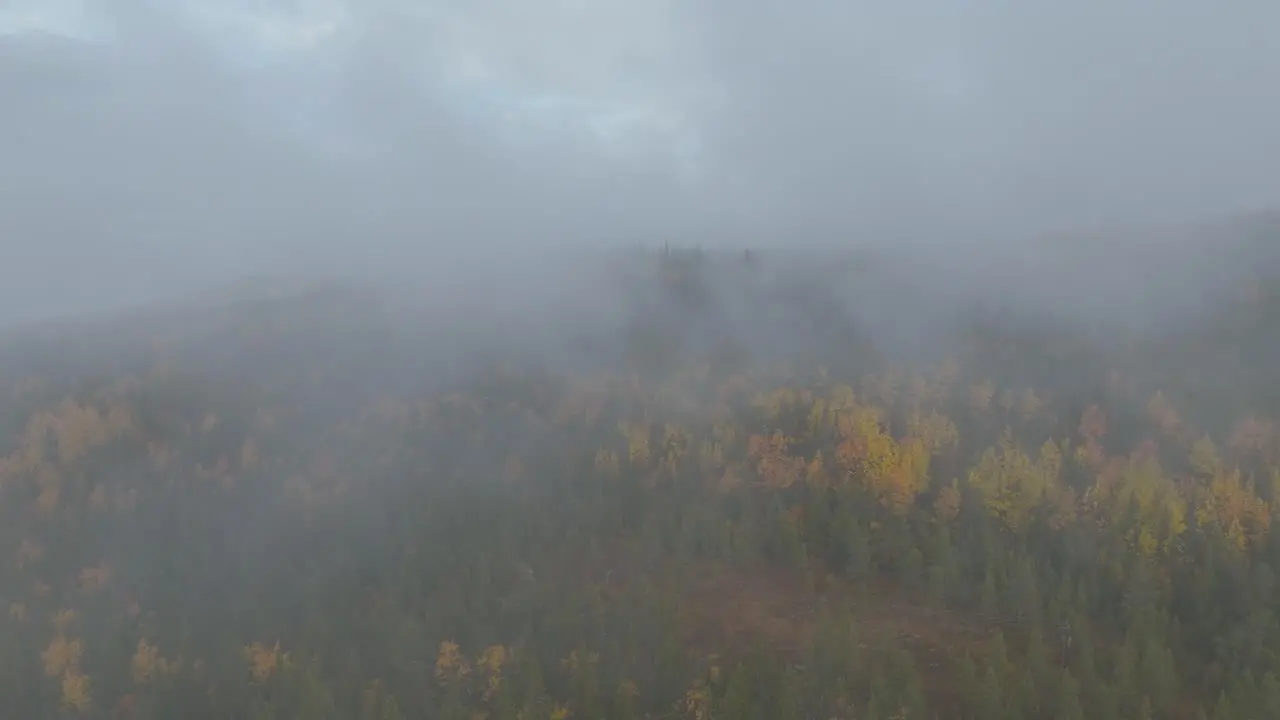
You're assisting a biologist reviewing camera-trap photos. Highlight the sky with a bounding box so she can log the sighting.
[2,0,1280,322]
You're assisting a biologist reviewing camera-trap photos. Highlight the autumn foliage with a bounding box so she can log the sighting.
[3,251,1280,718]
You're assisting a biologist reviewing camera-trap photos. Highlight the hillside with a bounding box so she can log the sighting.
[3,230,1280,718]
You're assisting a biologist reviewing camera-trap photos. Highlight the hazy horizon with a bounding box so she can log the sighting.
[4,1,1280,324]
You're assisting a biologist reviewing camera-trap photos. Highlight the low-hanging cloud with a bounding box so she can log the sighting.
[3,0,1280,324]
[688,0,1280,239]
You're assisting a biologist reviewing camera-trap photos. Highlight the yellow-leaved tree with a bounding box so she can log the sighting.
[244,641,291,684]
[747,431,803,489]
[835,404,909,509]
[619,421,651,469]
[966,432,1057,533]
[435,640,470,684]
[1196,468,1271,551]
[476,644,508,702]
[1088,453,1187,556]
[60,669,91,713]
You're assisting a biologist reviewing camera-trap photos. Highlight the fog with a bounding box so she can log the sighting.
[3,0,1280,326]
[8,8,1280,717]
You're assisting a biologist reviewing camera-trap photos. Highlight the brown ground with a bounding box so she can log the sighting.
[667,562,1204,719]
[673,562,994,706]
[544,532,1211,718]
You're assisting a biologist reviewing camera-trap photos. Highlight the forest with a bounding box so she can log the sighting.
[3,226,1280,719]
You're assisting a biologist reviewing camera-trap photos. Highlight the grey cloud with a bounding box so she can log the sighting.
[2,0,1279,325]
[688,1,1280,239]
[1,1,699,322]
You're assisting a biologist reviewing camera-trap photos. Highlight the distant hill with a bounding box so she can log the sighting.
[1,221,1280,716]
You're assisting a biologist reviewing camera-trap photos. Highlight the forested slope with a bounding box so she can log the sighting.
[3,235,1280,718]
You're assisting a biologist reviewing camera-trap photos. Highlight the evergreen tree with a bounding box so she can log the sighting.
[977,666,1004,719]
[720,663,752,720]
[1055,668,1085,720]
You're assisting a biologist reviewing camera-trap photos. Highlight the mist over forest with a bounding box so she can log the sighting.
[7,1,1280,718]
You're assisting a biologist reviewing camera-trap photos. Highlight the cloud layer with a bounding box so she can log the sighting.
[3,0,1280,322]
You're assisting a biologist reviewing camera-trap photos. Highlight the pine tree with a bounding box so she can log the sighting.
[720,663,751,720]
[613,681,639,720]
[1055,668,1085,720]
[1260,671,1280,718]
[1138,637,1178,712]
[981,568,999,617]
[977,666,1004,719]
[379,695,405,720]
[844,517,872,580]
[1211,690,1234,720]
[1134,695,1154,720]
[776,668,802,720]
